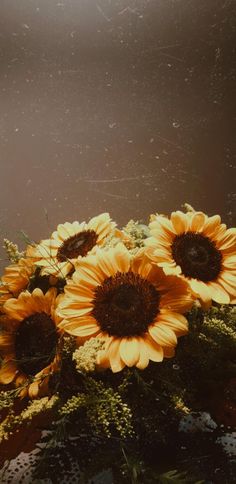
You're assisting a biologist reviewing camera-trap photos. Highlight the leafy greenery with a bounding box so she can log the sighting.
[1,302,235,482]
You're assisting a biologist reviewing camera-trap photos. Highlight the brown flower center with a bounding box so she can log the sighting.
[57,230,98,262]
[15,312,58,376]
[92,271,160,337]
[171,232,222,281]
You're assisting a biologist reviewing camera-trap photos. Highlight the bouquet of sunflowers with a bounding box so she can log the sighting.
[0,207,235,483]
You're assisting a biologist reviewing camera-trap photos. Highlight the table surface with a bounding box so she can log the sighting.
[0,0,235,267]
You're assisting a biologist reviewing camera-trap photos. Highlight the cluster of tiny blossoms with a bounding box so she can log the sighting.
[59,377,134,439]
[73,338,105,373]
[2,239,24,263]
[0,396,58,443]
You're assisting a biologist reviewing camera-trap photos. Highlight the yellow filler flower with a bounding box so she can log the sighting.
[0,288,62,398]
[31,213,116,278]
[145,210,236,308]
[57,244,194,373]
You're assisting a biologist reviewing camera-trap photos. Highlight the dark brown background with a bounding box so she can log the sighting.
[0,0,235,268]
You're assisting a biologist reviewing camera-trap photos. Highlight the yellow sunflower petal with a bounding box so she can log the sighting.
[189,212,206,232]
[113,243,131,273]
[119,337,140,367]
[161,263,182,276]
[202,215,222,237]
[97,347,111,369]
[222,254,236,268]
[152,248,173,262]
[207,282,230,304]
[149,323,177,347]
[108,338,126,373]
[96,250,121,278]
[0,332,14,348]
[4,299,30,321]
[218,276,236,298]
[158,310,188,336]
[215,226,236,240]
[170,211,189,234]
[0,360,17,384]
[143,335,164,362]
[220,271,236,285]
[57,223,72,239]
[160,287,193,313]
[189,279,211,305]
[73,260,104,286]
[156,216,177,235]
[136,342,149,369]
[59,317,99,337]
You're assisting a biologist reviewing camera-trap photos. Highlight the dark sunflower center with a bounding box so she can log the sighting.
[171,232,222,281]
[57,230,98,262]
[92,271,160,337]
[15,312,58,376]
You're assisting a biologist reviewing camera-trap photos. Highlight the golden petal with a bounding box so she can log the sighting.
[108,338,126,373]
[65,284,94,300]
[222,254,236,268]
[202,215,221,237]
[208,222,226,239]
[153,248,173,261]
[161,264,182,276]
[73,262,104,286]
[60,320,100,337]
[15,373,28,387]
[59,305,93,319]
[0,332,14,348]
[136,342,149,369]
[215,226,236,242]
[97,347,111,369]
[145,236,164,249]
[189,279,211,304]
[158,310,188,336]
[149,323,177,347]
[190,212,206,232]
[170,211,189,233]
[28,381,39,399]
[143,335,164,362]
[97,222,115,243]
[218,277,236,297]
[207,281,230,304]
[56,223,72,240]
[113,243,131,273]
[36,244,59,259]
[0,360,18,384]
[87,213,110,233]
[119,337,140,367]
[160,287,193,313]
[4,303,28,321]
[220,271,236,285]
[157,216,177,235]
[96,251,120,278]
[72,221,86,232]
[148,228,172,244]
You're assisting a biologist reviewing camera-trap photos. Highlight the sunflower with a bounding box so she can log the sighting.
[145,210,236,308]
[1,255,35,297]
[0,287,12,311]
[0,288,62,398]
[57,244,194,372]
[31,213,116,278]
